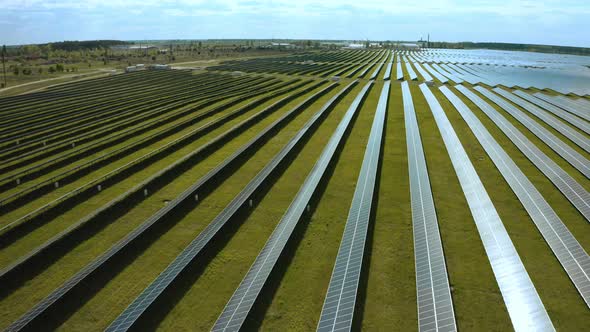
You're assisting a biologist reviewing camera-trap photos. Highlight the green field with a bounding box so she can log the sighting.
[0,49,588,331]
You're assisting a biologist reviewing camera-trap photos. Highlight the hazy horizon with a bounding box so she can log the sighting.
[1,0,589,48]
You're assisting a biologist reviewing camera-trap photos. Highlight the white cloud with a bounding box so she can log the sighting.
[1,0,588,17]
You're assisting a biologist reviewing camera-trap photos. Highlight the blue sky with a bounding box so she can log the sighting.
[1,0,589,47]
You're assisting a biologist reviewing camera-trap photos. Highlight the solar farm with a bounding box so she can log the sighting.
[0,48,589,331]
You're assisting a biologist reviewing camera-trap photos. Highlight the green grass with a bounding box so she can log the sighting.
[0,50,588,331]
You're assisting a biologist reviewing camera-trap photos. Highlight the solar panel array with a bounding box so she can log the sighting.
[104,80,363,332]
[477,87,590,178]
[441,86,590,308]
[413,62,434,82]
[211,81,373,332]
[383,52,393,80]
[404,58,418,81]
[370,62,385,80]
[432,64,463,84]
[513,90,590,136]
[4,83,339,332]
[533,93,590,121]
[396,61,404,81]
[419,83,554,332]
[316,81,390,332]
[494,89,590,151]
[402,82,456,332]
[457,86,590,223]
[422,64,448,84]
[0,79,317,280]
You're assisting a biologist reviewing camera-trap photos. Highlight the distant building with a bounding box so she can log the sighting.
[266,42,296,49]
[346,43,365,49]
[151,64,171,70]
[399,43,420,49]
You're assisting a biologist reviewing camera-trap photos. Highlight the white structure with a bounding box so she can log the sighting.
[346,43,365,49]
[152,64,171,70]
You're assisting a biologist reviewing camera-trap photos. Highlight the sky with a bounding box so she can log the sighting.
[1,0,589,47]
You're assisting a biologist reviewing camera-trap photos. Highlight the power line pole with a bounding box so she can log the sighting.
[1,45,7,88]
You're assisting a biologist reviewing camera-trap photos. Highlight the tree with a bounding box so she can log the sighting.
[48,66,56,73]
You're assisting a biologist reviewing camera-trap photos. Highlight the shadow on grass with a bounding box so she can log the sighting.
[15,83,339,331]
[0,83,322,300]
[242,85,371,331]
[352,107,386,332]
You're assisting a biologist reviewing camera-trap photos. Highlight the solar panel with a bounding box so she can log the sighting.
[419,83,554,332]
[432,64,463,84]
[383,62,393,80]
[357,63,374,78]
[441,86,590,308]
[458,86,590,222]
[495,89,590,152]
[565,97,590,113]
[512,91,590,136]
[370,62,385,80]
[422,64,449,84]
[556,95,590,111]
[396,61,404,81]
[413,62,433,82]
[4,82,339,332]
[405,60,418,81]
[211,81,375,332]
[570,96,590,110]
[105,80,364,332]
[402,82,457,332]
[316,81,390,332]
[477,87,590,178]
[533,93,590,122]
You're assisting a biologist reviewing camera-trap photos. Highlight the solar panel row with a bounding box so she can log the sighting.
[441,86,590,308]
[495,89,590,151]
[566,96,590,111]
[383,62,393,80]
[105,80,362,332]
[457,86,590,223]
[211,81,369,332]
[535,94,590,121]
[548,92,590,115]
[555,95,590,112]
[402,82,457,332]
[0,79,318,280]
[432,64,463,84]
[316,81,389,332]
[477,87,590,178]
[413,62,434,82]
[513,91,590,135]
[370,62,385,80]
[405,60,418,81]
[422,64,449,84]
[419,83,554,332]
[396,61,404,81]
[4,82,339,332]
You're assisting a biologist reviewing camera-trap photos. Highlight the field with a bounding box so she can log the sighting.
[0,48,588,331]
